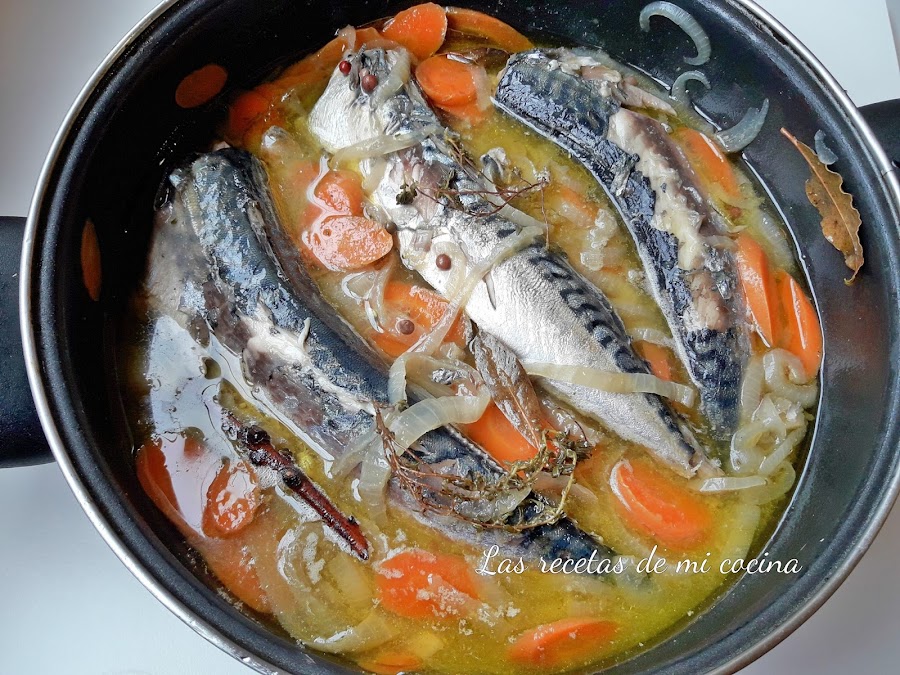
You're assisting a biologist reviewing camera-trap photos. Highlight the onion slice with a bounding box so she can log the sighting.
[371,48,411,108]
[715,99,770,154]
[814,129,839,166]
[523,362,697,407]
[331,125,438,166]
[690,475,767,493]
[640,2,712,66]
[671,70,710,107]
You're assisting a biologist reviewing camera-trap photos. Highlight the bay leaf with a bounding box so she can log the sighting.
[469,330,544,448]
[781,128,863,283]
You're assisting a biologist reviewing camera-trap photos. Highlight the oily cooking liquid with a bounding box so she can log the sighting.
[122,9,819,674]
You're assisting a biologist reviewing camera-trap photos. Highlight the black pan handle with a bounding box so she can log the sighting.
[0,216,52,467]
[860,100,900,166]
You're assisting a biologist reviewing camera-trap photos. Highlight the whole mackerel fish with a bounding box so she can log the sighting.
[154,147,613,569]
[309,48,718,478]
[494,49,746,440]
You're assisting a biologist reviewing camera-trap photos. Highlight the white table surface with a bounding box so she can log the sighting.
[1,1,899,673]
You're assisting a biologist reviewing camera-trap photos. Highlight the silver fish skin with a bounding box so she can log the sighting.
[156,147,615,569]
[309,49,717,478]
[494,49,746,441]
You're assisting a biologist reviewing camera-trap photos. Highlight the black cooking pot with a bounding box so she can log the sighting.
[2,0,899,672]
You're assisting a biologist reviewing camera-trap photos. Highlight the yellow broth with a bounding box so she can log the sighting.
[123,15,818,675]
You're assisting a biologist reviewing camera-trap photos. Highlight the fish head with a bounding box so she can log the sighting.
[309,47,425,154]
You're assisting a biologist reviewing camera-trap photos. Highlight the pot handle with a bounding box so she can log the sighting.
[860,100,900,166]
[0,216,52,467]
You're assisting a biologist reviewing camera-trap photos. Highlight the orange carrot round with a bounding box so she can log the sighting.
[202,459,262,538]
[303,215,393,271]
[508,617,618,669]
[382,3,448,61]
[776,271,822,377]
[735,233,780,347]
[416,54,479,107]
[461,402,539,464]
[377,549,478,619]
[175,64,228,108]
[445,7,533,52]
[610,459,712,549]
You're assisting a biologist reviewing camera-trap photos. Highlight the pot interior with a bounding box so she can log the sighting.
[26,0,900,672]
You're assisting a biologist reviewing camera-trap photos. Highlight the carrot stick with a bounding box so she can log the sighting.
[547,184,600,230]
[508,617,618,669]
[610,459,712,549]
[634,341,674,382]
[175,63,228,108]
[382,3,448,61]
[201,459,261,538]
[445,7,533,52]
[673,127,743,215]
[776,271,822,377]
[81,219,101,302]
[461,402,539,464]
[735,233,780,347]
[376,549,479,619]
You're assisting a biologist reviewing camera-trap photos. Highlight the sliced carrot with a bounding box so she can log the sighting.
[445,7,533,53]
[370,281,466,357]
[357,651,424,675]
[227,90,271,141]
[355,26,392,47]
[81,219,101,302]
[303,216,393,271]
[136,436,221,535]
[313,169,366,216]
[201,535,271,613]
[382,3,448,61]
[508,617,618,669]
[416,54,479,107]
[461,402,539,464]
[610,459,712,549]
[136,438,271,613]
[175,64,228,109]
[202,459,262,538]
[547,184,600,230]
[634,341,674,382]
[674,127,743,213]
[377,549,478,619]
[776,271,822,378]
[735,233,780,347]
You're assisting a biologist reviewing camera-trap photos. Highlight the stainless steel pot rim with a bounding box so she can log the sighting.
[18,1,900,674]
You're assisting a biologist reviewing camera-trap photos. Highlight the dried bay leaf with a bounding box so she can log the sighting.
[781,128,863,283]
[469,330,544,447]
